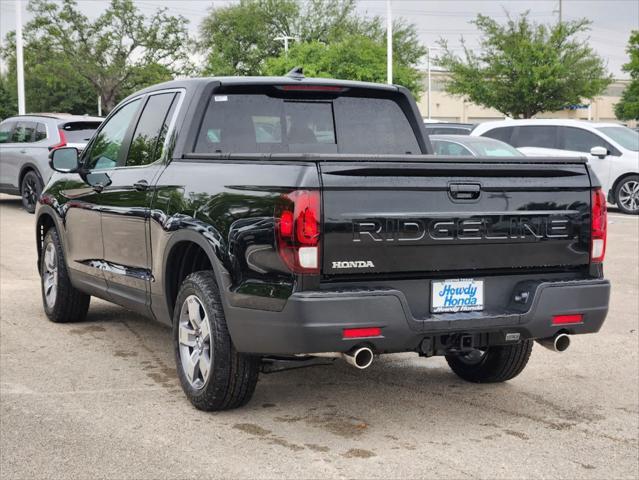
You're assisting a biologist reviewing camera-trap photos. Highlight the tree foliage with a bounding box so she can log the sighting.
[200,0,425,96]
[437,12,612,118]
[1,0,193,115]
[615,30,639,121]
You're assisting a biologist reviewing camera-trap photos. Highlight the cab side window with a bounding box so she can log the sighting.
[126,92,177,167]
[0,121,15,144]
[85,99,141,170]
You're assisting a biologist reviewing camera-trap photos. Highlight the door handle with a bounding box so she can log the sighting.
[133,179,149,191]
[449,183,481,201]
[19,149,27,154]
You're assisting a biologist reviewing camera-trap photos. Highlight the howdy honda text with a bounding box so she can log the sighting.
[352,215,574,243]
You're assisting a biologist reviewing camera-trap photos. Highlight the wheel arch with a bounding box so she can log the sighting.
[162,230,228,322]
[18,162,44,189]
[35,207,62,274]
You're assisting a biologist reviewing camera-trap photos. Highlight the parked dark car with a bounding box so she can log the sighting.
[0,114,102,212]
[36,75,610,411]
[423,122,475,135]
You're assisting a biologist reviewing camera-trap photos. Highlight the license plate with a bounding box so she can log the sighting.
[431,279,484,313]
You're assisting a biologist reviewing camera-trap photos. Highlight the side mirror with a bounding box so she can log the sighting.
[49,147,80,172]
[590,146,608,159]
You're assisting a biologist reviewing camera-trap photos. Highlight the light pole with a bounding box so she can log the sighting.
[386,0,392,84]
[426,46,440,120]
[15,0,25,115]
[274,35,297,54]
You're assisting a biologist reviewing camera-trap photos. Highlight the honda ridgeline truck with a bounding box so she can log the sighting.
[36,74,610,410]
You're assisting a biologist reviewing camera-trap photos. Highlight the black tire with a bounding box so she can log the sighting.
[445,340,533,383]
[20,170,42,214]
[614,175,639,215]
[40,228,90,323]
[173,271,259,411]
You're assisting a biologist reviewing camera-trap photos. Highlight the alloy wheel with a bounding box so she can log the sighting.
[22,175,39,210]
[42,242,58,308]
[618,180,639,213]
[178,295,212,389]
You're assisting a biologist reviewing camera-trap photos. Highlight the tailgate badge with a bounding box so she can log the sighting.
[332,260,375,269]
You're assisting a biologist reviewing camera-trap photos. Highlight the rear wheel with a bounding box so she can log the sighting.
[615,175,639,215]
[445,340,533,383]
[21,170,42,214]
[173,271,259,411]
[40,228,90,323]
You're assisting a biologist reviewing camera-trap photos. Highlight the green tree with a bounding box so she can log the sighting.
[615,31,639,121]
[437,12,612,118]
[264,34,423,96]
[0,72,17,120]
[6,0,194,113]
[199,0,425,95]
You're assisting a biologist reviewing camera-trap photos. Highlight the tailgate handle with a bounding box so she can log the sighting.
[449,183,481,200]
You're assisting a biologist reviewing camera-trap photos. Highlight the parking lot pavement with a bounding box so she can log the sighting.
[0,193,637,480]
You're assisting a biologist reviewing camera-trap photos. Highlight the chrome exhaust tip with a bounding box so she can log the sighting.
[342,347,374,369]
[537,333,571,352]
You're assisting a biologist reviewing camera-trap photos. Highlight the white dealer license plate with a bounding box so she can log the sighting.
[431,279,484,313]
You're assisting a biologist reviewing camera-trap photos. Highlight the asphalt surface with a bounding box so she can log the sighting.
[1,193,638,479]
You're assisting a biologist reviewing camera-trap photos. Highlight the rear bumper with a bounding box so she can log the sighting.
[226,279,610,355]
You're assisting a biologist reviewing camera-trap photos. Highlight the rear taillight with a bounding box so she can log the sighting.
[48,129,67,151]
[275,190,320,274]
[591,188,607,263]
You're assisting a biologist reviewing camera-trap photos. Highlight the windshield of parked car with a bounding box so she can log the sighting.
[469,138,523,157]
[597,126,639,151]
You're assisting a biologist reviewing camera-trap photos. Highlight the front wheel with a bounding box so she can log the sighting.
[21,171,42,214]
[615,175,639,215]
[173,271,259,411]
[445,340,533,383]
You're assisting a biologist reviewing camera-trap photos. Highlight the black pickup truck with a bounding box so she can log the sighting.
[37,74,610,411]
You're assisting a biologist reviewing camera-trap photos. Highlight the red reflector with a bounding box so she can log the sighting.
[552,314,583,325]
[280,85,346,92]
[343,327,382,339]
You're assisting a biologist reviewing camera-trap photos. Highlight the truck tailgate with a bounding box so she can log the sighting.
[320,160,592,275]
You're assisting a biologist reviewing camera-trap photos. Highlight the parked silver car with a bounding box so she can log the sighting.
[430,134,523,157]
[0,114,102,212]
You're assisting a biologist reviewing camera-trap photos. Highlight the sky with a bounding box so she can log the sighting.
[0,0,637,78]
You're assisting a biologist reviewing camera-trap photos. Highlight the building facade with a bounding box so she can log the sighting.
[416,70,634,126]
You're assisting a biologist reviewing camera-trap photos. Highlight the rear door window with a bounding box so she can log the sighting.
[514,126,558,148]
[194,93,419,154]
[11,122,36,143]
[432,140,473,156]
[126,92,177,167]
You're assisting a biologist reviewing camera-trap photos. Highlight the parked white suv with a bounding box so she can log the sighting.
[471,120,639,214]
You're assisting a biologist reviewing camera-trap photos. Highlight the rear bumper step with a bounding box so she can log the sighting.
[226,279,610,355]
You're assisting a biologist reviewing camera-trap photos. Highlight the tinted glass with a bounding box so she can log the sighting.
[432,140,473,156]
[482,127,514,144]
[426,127,471,135]
[0,121,14,144]
[61,121,102,144]
[465,138,523,157]
[562,127,609,153]
[11,122,36,143]
[335,97,419,154]
[196,95,336,154]
[597,126,639,151]
[35,123,47,141]
[515,126,557,148]
[126,93,176,167]
[85,99,141,170]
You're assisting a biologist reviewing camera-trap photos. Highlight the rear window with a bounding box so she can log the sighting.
[60,121,102,144]
[194,94,419,154]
